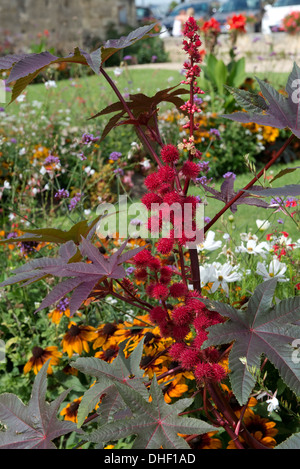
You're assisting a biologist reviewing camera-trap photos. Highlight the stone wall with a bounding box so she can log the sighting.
[163,32,300,73]
[0,0,136,53]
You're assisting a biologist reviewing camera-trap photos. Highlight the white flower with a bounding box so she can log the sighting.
[113,67,123,77]
[197,231,222,252]
[203,262,242,294]
[266,395,279,413]
[140,159,151,170]
[199,263,217,288]
[16,93,26,102]
[256,219,271,231]
[84,166,95,176]
[44,80,57,89]
[256,259,288,282]
[240,232,258,242]
[3,180,11,190]
[19,147,26,156]
[235,239,270,258]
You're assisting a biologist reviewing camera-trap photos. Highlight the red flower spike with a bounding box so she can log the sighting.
[141,192,163,210]
[180,347,200,371]
[157,237,175,255]
[181,161,200,179]
[134,268,148,281]
[161,144,180,164]
[157,166,177,185]
[192,330,208,349]
[168,322,191,341]
[149,306,168,324]
[169,342,188,360]
[169,282,188,298]
[159,265,174,283]
[145,172,160,192]
[150,282,169,300]
[172,305,193,326]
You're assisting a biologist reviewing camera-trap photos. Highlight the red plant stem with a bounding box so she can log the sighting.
[204,134,295,234]
[178,246,188,286]
[109,290,151,313]
[115,279,153,309]
[190,247,201,291]
[207,382,271,449]
[100,66,163,169]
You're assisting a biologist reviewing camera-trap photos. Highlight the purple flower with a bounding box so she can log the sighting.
[151,55,157,63]
[126,266,135,274]
[114,168,124,176]
[68,192,82,211]
[78,152,87,161]
[81,133,100,145]
[123,55,132,61]
[57,297,70,312]
[7,232,18,239]
[277,218,284,224]
[223,172,236,180]
[194,96,203,106]
[0,107,5,112]
[54,188,70,200]
[204,217,211,224]
[20,241,39,254]
[209,128,221,139]
[198,161,210,173]
[109,151,122,161]
[10,138,17,144]
[44,154,60,166]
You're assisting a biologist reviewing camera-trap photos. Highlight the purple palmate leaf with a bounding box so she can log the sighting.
[223,62,300,138]
[199,175,270,213]
[0,237,146,316]
[0,361,80,449]
[200,278,300,405]
[84,375,215,449]
[0,24,158,104]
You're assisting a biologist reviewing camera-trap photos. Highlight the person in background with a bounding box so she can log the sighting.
[186,7,195,18]
[172,9,187,36]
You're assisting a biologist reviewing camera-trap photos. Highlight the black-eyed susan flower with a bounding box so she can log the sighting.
[60,397,82,423]
[113,315,153,350]
[93,322,120,350]
[23,346,62,375]
[95,343,119,363]
[221,383,257,418]
[187,431,223,449]
[163,373,190,404]
[62,322,97,358]
[227,414,278,449]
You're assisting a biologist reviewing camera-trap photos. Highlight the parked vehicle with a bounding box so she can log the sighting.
[261,0,300,33]
[213,0,263,32]
[160,1,213,35]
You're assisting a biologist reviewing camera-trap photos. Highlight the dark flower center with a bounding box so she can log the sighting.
[103,323,117,336]
[140,355,153,368]
[68,325,81,337]
[144,332,156,344]
[68,401,80,414]
[32,346,45,359]
[103,348,117,360]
